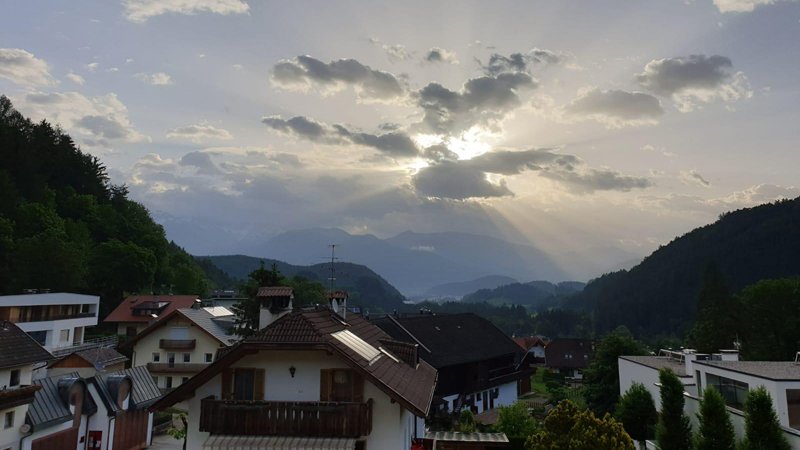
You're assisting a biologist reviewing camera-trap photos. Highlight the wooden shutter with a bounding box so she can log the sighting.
[254,369,265,400]
[320,369,332,401]
[352,371,364,403]
[221,369,233,400]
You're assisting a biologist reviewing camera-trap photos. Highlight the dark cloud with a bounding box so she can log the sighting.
[416,72,537,133]
[271,55,404,100]
[424,47,458,64]
[564,88,664,127]
[636,54,734,96]
[481,48,562,76]
[679,169,711,187]
[262,115,419,157]
[180,151,222,175]
[412,148,651,199]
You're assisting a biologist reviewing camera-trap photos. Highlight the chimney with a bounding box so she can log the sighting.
[328,290,348,319]
[257,287,294,329]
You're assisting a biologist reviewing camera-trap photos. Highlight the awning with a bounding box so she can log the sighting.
[203,435,357,450]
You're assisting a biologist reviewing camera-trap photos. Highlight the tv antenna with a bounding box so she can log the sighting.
[328,244,339,294]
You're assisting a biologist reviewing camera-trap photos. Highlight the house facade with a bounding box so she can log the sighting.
[152,304,437,450]
[0,292,99,352]
[619,349,800,448]
[104,295,199,337]
[544,338,593,380]
[122,307,237,393]
[373,313,529,416]
[0,322,52,450]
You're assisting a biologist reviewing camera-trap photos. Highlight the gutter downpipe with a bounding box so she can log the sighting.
[106,416,115,450]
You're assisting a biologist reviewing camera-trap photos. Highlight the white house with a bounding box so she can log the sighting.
[0,321,53,450]
[619,349,800,448]
[0,292,99,352]
[151,293,437,450]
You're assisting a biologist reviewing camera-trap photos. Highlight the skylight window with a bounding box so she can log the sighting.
[331,330,381,363]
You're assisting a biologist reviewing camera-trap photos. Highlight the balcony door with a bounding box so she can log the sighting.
[320,369,364,403]
[222,368,265,401]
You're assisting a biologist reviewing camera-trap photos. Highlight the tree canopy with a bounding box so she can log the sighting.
[696,387,735,450]
[584,327,648,415]
[526,400,634,450]
[655,368,693,450]
[615,382,657,449]
[741,387,791,450]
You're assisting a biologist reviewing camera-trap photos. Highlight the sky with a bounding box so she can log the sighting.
[2,0,799,278]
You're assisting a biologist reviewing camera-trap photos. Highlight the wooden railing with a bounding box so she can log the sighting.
[0,385,41,410]
[199,397,373,437]
[159,339,196,350]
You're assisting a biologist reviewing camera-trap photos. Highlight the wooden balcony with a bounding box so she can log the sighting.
[199,397,373,438]
[0,385,41,410]
[159,339,196,350]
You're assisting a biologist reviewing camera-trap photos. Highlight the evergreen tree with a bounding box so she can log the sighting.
[696,387,735,450]
[616,383,657,450]
[688,263,738,353]
[741,386,790,450]
[232,261,287,336]
[526,400,634,450]
[738,278,800,360]
[655,368,693,450]
[584,326,648,415]
[494,402,538,441]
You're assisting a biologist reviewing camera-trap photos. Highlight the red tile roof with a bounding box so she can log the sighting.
[103,295,199,323]
[513,336,548,351]
[256,286,293,297]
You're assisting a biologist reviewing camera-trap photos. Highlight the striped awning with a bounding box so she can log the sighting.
[203,436,357,450]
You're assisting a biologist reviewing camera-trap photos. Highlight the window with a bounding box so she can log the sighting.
[9,369,20,387]
[787,389,800,430]
[706,373,748,409]
[167,353,175,364]
[223,368,265,401]
[205,353,213,363]
[152,352,160,362]
[81,304,91,313]
[27,330,47,346]
[126,326,137,337]
[183,353,191,363]
[166,377,173,389]
[320,369,364,402]
[152,376,159,387]
[3,411,13,429]
[181,377,189,384]
[60,329,70,342]
[169,327,189,340]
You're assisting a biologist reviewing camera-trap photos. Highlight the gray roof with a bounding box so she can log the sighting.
[620,355,693,377]
[695,360,800,381]
[177,308,238,346]
[425,431,509,443]
[0,321,53,369]
[27,372,97,431]
[91,366,162,414]
[76,347,128,370]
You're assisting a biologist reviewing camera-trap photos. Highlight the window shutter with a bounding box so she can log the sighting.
[221,369,233,400]
[352,371,364,403]
[320,369,332,401]
[254,369,265,401]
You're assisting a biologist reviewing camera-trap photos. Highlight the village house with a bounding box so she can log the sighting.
[0,292,100,354]
[0,321,53,450]
[151,291,437,450]
[104,295,200,337]
[372,312,530,416]
[47,348,128,379]
[544,338,594,381]
[121,306,238,393]
[513,335,548,367]
[619,348,800,448]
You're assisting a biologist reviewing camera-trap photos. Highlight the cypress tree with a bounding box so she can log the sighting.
[655,368,693,450]
[616,383,657,450]
[696,387,735,450]
[741,386,790,450]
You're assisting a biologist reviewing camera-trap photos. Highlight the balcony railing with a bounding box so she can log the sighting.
[147,362,207,373]
[159,339,196,350]
[0,385,41,410]
[17,311,96,323]
[199,397,373,438]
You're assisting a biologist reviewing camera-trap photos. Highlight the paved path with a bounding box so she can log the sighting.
[149,434,182,449]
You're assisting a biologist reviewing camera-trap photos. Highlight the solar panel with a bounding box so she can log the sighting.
[331,330,381,362]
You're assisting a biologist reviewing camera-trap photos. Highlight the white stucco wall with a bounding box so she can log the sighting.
[21,414,88,450]
[441,380,519,415]
[0,365,35,450]
[618,358,695,410]
[184,349,423,450]
[87,383,111,450]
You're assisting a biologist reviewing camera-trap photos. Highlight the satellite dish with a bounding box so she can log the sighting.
[19,423,31,434]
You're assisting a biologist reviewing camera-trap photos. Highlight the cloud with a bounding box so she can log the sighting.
[712,0,792,12]
[180,151,222,175]
[262,115,419,157]
[134,72,173,85]
[377,42,413,62]
[412,148,651,199]
[167,123,233,142]
[636,54,752,111]
[564,88,664,127]
[271,55,404,101]
[122,0,250,23]
[0,48,57,87]
[679,169,711,187]
[424,47,458,64]
[416,72,537,134]
[481,48,562,76]
[86,62,99,72]
[17,91,149,147]
[639,184,798,214]
[66,72,85,85]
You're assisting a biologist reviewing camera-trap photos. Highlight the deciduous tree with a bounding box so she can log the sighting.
[526,400,634,450]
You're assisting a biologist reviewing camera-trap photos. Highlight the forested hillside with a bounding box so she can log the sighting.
[0,96,210,318]
[463,280,585,308]
[570,197,800,337]
[199,254,406,313]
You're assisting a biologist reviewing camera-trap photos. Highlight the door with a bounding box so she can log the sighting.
[234,368,255,400]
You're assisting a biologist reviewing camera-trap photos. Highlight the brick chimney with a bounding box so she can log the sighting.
[257,286,294,329]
